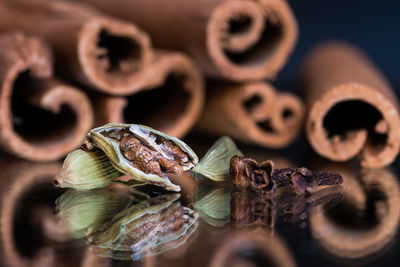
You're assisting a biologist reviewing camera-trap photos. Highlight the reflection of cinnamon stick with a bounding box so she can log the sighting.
[310,165,400,261]
[0,158,61,267]
[84,0,297,81]
[210,229,295,267]
[197,82,304,148]
[0,32,93,161]
[0,0,152,94]
[93,51,204,138]
[302,42,400,168]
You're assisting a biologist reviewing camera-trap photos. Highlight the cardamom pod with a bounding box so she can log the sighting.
[54,148,121,190]
[87,123,199,192]
[192,136,243,181]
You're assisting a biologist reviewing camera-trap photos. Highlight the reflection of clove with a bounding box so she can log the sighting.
[310,166,400,262]
[230,186,342,229]
[230,156,343,194]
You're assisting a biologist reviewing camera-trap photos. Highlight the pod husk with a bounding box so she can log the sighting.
[54,148,121,190]
[192,136,242,181]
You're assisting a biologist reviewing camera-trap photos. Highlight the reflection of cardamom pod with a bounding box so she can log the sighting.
[87,193,198,260]
[194,182,232,227]
[56,188,134,238]
[55,123,241,192]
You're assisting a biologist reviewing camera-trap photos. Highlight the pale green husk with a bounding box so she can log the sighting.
[87,193,198,260]
[194,182,231,227]
[55,189,133,238]
[56,148,121,190]
[88,123,199,192]
[192,136,242,181]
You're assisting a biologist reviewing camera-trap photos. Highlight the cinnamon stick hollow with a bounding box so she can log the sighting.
[302,42,400,168]
[0,0,152,94]
[92,51,205,138]
[0,32,93,161]
[197,82,304,148]
[84,0,298,81]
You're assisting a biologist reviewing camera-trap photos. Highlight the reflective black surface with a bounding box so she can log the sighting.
[1,136,400,266]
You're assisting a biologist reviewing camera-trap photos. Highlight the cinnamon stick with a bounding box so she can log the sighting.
[92,51,204,138]
[84,0,298,81]
[197,82,304,148]
[302,42,400,168]
[0,32,93,161]
[310,165,400,261]
[0,0,153,94]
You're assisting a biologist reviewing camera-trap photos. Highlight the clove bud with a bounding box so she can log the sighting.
[230,156,343,194]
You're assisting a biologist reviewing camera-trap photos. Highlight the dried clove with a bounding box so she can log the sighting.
[230,156,343,194]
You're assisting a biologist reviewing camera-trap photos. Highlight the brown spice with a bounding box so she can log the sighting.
[230,156,343,194]
[118,130,183,177]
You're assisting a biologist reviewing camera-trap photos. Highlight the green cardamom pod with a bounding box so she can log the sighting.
[54,148,121,190]
[192,136,243,181]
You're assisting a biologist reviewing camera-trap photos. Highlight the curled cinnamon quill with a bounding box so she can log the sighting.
[0,0,153,94]
[0,32,93,161]
[92,51,204,138]
[84,0,298,81]
[197,82,304,148]
[302,42,400,168]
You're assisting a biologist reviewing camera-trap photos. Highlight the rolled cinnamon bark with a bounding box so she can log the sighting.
[310,165,400,261]
[0,32,93,161]
[0,0,152,94]
[84,0,298,81]
[197,82,304,148]
[92,51,204,138]
[302,42,400,168]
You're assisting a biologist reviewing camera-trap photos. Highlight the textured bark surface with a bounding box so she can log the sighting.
[84,0,297,81]
[197,81,304,148]
[302,42,400,168]
[0,0,153,94]
[92,51,204,138]
[0,32,93,161]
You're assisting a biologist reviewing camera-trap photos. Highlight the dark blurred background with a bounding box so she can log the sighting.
[278,0,400,93]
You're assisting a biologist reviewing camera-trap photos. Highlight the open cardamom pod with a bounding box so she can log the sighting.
[88,123,199,192]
